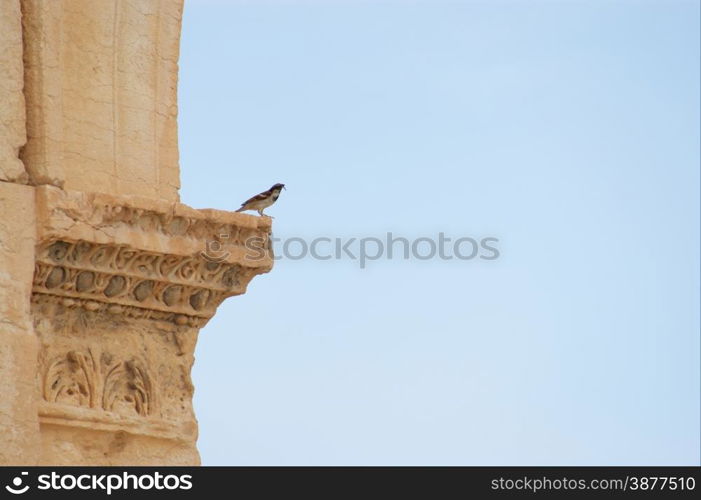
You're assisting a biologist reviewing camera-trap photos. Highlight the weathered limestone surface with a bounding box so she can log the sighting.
[21,0,183,201]
[0,0,273,465]
[0,0,28,183]
[0,183,40,465]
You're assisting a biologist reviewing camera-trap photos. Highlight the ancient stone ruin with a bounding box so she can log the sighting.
[0,0,272,465]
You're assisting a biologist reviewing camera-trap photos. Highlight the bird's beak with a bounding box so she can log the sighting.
[283,185,287,190]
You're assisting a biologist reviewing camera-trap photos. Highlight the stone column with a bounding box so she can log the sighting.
[0,0,40,466]
[0,0,273,465]
[0,183,40,465]
[20,0,182,200]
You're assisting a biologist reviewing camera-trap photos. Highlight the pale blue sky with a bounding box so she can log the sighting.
[178,0,700,465]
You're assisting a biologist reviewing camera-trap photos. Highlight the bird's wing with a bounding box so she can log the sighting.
[240,189,272,207]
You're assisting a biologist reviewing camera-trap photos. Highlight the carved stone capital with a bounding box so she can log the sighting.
[31,186,274,460]
[33,185,273,327]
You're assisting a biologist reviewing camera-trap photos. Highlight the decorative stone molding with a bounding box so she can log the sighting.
[33,241,249,328]
[42,348,155,417]
[37,402,197,444]
[30,185,274,460]
[35,185,272,259]
[32,185,273,327]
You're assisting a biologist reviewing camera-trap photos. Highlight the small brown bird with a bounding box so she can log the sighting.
[235,183,286,217]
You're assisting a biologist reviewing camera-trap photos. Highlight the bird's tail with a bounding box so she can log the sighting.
[235,206,245,212]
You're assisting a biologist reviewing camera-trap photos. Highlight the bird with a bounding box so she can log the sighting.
[235,183,286,217]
